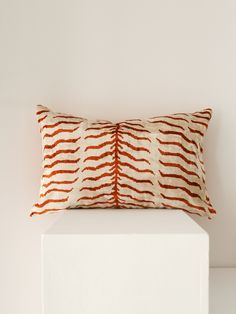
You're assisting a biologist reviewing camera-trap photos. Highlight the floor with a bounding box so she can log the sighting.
[210,268,236,314]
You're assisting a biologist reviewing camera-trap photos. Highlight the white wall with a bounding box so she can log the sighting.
[1,0,236,313]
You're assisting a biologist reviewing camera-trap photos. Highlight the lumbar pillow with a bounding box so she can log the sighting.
[31,105,216,218]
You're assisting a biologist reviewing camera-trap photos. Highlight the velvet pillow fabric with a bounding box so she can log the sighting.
[31,105,216,218]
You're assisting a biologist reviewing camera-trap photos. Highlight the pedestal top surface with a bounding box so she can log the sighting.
[44,209,207,235]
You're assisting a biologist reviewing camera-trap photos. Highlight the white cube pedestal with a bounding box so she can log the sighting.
[42,209,209,314]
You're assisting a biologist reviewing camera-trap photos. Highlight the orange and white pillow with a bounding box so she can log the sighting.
[31,105,216,218]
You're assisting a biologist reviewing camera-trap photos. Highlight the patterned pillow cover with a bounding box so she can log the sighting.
[31,105,216,218]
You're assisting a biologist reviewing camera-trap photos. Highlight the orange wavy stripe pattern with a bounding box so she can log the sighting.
[32,106,215,217]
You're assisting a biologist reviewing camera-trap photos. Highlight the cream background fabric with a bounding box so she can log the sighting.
[32,105,215,218]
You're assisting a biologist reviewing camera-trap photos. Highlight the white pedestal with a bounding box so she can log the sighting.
[42,209,209,314]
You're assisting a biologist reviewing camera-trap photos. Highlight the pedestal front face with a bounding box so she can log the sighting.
[42,210,209,314]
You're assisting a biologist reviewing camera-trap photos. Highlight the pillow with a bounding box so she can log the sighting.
[31,105,216,218]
